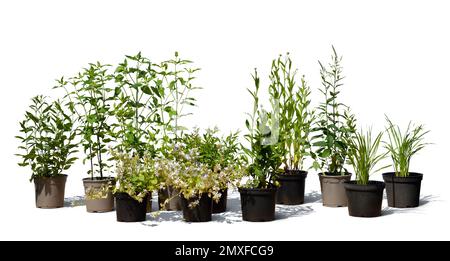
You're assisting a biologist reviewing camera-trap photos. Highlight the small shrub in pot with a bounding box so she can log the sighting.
[55,62,116,213]
[155,142,229,222]
[383,116,429,208]
[344,128,389,217]
[311,46,356,207]
[268,53,315,205]
[16,96,78,208]
[238,69,284,222]
[112,151,160,222]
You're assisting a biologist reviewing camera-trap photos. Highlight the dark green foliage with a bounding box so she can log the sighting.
[311,46,356,175]
[243,69,284,189]
[55,62,115,179]
[16,96,78,181]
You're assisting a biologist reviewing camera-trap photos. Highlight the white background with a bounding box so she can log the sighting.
[1,0,449,240]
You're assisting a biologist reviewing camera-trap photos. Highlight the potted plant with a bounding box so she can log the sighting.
[311,46,356,207]
[55,62,116,213]
[268,53,315,205]
[113,52,161,212]
[382,116,429,208]
[344,128,389,217]
[153,52,201,211]
[16,96,78,208]
[155,142,221,222]
[181,128,244,213]
[112,151,160,222]
[239,69,284,222]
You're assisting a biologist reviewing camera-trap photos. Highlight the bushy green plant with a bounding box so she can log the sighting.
[113,52,159,157]
[15,95,78,181]
[384,116,429,177]
[55,62,115,179]
[181,127,244,189]
[346,128,389,185]
[112,151,160,202]
[154,143,222,207]
[242,69,284,188]
[269,53,314,171]
[312,46,356,175]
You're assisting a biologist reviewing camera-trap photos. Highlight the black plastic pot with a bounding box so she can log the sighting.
[212,188,228,213]
[158,186,182,211]
[276,170,307,205]
[383,172,423,208]
[180,193,212,222]
[115,192,148,222]
[239,187,276,222]
[344,181,385,217]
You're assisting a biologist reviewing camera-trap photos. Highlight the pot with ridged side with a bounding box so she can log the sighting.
[318,172,352,207]
[383,172,423,208]
[34,174,67,208]
[344,181,385,217]
[276,170,307,205]
[239,187,277,222]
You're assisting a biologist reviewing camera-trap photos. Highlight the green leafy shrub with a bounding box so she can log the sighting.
[16,95,78,181]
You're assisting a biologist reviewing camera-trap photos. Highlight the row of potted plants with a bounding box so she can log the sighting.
[15,48,429,222]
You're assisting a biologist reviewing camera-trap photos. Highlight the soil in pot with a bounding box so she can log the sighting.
[34,174,67,208]
[212,188,228,213]
[83,177,115,213]
[158,186,182,211]
[115,192,148,222]
[239,187,276,222]
[383,172,423,208]
[180,193,212,222]
[344,181,385,217]
[319,172,352,207]
[276,170,307,205]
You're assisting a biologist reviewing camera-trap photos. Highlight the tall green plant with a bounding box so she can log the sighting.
[384,116,429,177]
[113,52,159,157]
[346,128,389,185]
[55,62,115,179]
[312,46,356,175]
[269,53,314,171]
[154,52,201,150]
[243,69,284,189]
[15,96,78,181]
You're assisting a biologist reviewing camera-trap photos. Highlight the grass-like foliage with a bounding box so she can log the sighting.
[269,53,314,171]
[384,116,429,177]
[346,128,389,185]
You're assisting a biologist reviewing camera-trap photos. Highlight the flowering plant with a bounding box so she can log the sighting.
[155,128,244,207]
[112,151,161,202]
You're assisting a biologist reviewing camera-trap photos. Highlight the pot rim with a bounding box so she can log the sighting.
[238,187,277,194]
[382,172,423,179]
[344,180,385,192]
[82,177,116,183]
[319,172,352,178]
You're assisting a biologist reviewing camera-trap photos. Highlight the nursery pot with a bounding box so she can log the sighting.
[276,170,307,205]
[344,181,385,217]
[212,188,228,213]
[158,186,182,211]
[383,172,423,208]
[115,192,148,222]
[318,172,352,207]
[239,187,277,222]
[83,177,115,213]
[180,193,213,222]
[34,174,67,208]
